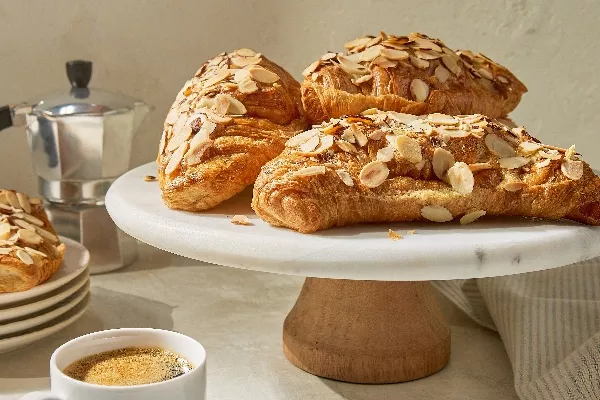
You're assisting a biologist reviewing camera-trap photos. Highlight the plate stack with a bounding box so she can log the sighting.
[0,237,90,354]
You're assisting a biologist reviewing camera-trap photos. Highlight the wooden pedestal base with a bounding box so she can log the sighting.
[283,278,451,384]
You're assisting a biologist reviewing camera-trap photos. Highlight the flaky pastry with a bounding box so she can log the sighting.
[252,110,599,233]
[0,190,65,293]
[158,49,306,211]
[301,32,527,124]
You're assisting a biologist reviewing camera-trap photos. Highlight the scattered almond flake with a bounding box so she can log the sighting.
[376,146,395,162]
[29,197,42,206]
[421,205,453,223]
[0,248,11,255]
[335,170,354,186]
[234,69,251,83]
[499,156,530,169]
[427,113,458,126]
[352,74,373,85]
[299,135,320,152]
[344,36,372,50]
[433,148,455,180]
[440,128,469,140]
[302,60,322,77]
[293,166,327,177]
[341,128,356,143]
[561,160,584,180]
[336,140,357,153]
[359,45,384,62]
[322,124,342,135]
[411,37,443,52]
[469,162,492,172]
[415,49,442,60]
[460,210,486,225]
[0,203,10,212]
[365,35,383,48]
[231,215,252,226]
[5,191,20,209]
[0,223,10,240]
[16,193,31,214]
[503,182,528,192]
[485,134,517,158]
[536,158,551,168]
[380,48,409,60]
[337,55,370,75]
[395,136,422,163]
[434,65,451,84]
[185,139,213,166]
[565,145,577,161]
[409,56,429,69]
[360,161,389,188]
[165,142,189,175]
[478,68,494,80]
[166,125,192,152]
[231,55,261,67]
[371,56,397,68]
[235,48,256,57]
[16,249,33,265]
[0,239,13,246]
[388,229,403,241]
[518,141,542,154]
[353,129,369,147]
[441,54,461,75]
[17,229,43,245]
[368,129,385,140]
[144,175,157,182]
[248,66,280,83]
[165,108,179,125]
[361,108,379,116]
[13,219,35,232]
[24,246,47,258]
[321,52,338,61]
[410,79,430,102]
[158,130,168,155]
[497,75,509,83]
[539,150,562,160]
[237,77,259,94]
[447,162,474,194]
[203,69,231,88]
[407,229,417,235]
[286,129,319,147]
[388,112,420,124]
[511,127,525,137]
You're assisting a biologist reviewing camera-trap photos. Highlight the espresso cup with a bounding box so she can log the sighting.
[21,328,206,400]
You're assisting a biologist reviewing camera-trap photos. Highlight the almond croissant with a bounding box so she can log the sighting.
[158,49,306,211]
[252,110,599,233]
[301,32,527,124]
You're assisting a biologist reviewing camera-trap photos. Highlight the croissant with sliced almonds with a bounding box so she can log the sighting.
[158,49,306,211]
[252,110,600,233]
[301,32,527,124]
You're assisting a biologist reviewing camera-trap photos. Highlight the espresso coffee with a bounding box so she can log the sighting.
[63,347,193,386]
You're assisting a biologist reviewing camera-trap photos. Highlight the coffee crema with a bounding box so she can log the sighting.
[63,347,193,386]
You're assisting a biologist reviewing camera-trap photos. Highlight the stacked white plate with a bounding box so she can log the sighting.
[0,237,90,354]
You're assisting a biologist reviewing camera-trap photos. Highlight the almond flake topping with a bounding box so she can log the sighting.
[299,135,320,152]
[435,65,451,83]
[248,66,280,83]
[519,141,542,154]
[335,170,354,186]
[469,163,493,172]
[409,56,429,69]
[5,191,20,209]
[371,56,397,68]
[499,156,530,169]
[302,135,334,155]
[166,125,192,152]
[17,229,43,245]
[359,45,384,62]
[388,229,403,241]
[231,215,252,226]
[237,77,258,94]
[503,182,528,192]
[165,142,189,175]
[302,60,321,77]
[415,49,442,60]
[376,145,395,162]
[427,113,458,126]
[395,136,422,163]
[359,161,389,188]
[16,249,33,265]
[293,166,326,177]
[421,205,453,223]
[16,193,31,214]
[447,162,474,194]
[0,223,10,241]
[337,140,357,153]
[432,148,455,180]
[485,134,517,158]
[13,219,35,232]
[536,159,551,168]
[24,247,47,258]
[441,54,461,75]
[286,129,319,147]
[0,248,11,255]
[561,159,584,180]
[337,55,370,75]
[35,226,58,244]
[410,79,430,102]
[478,68,494,80]
[460,210,486,225]
[380,48,409,60]
[539,150,562,160]
[353,74,373,85]
[231,55,261,67]
[203,69,231,88]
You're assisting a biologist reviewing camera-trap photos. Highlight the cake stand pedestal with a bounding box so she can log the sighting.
[106,163,600,383]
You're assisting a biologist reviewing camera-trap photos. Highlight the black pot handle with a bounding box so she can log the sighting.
[0,105,12,131]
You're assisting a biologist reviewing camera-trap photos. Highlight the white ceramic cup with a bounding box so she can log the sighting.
[21,328,206,400]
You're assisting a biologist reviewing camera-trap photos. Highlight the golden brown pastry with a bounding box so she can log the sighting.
[0,190,66,293]
[252,110,599,233]
[301,32,527,124]
[158,49,306,211]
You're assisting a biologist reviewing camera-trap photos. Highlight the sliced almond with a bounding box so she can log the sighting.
[16,193,31,214]
[344,36,372,50]
[565,145,577,161]
[0,223,10,241]
[198,96,216,109]
[29,198,41,206]
[535,158,551,168]
[335,170,354,186]
[359,45,384,62]
[503,182,528,192]
[561,160,584,180]
[353,128,368,147]
[293,166,326,177]
[410,79,429,102]
[24,247,47,258]
[286,129,319,147]
[237,77,259,94]
[231,215,252,226]
[337,55,370,75]
[359,161,389,188]
[441,54,461,75]
[16,249,33,265]
[380,48,409,60]
[336,140,357,153]
[434,65,451,83]
[427,113,458,126]
[203,69,231,88]
[421,205,453,223]
[469,162,492,172]
[539,150,562,160]
[368,129,385,140]
[13,219,35,232]
[165,108,179,125]
[447,162,474,194]
[485,134,516,158]
[5,191,20,209]
[409,56,429,69]
[248,66,280,83]
[416,49,442,60]
[235,48,256,57]
[225,96,247,115]
[185,139,213,166]
[353,74,373,85]
[0,203,11,211]
[460,210,486,225]
[21,213,44,227]
[478,68,494,80]
[0,248,11,255]
[432,148,455,180]
[17,229,43,245]
[165,142,189,175]
[299,135,320,152]
[230,55,261,67]
[371,56,397,68]
[499,156,530,169]
[234,69,251,83]
[519,141,542,154]
[302,59,321,77]
[321,52,337,61]
[388,229,403,241]
[376,145,395,162]
[395,136,422,163]
[322,124,342,135]
[166,125,192,152]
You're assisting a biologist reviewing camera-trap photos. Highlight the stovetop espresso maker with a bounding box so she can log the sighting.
[0,60,153,273]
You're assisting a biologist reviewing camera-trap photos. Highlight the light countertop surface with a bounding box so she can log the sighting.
[0,243,518,400]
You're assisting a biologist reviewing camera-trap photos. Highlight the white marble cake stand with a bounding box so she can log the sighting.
[106,162,600,384]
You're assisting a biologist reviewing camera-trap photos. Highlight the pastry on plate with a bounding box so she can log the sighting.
[0,190,66,293]
[252,110,599,233]
[158,49,306,211]
[301,32,527,124]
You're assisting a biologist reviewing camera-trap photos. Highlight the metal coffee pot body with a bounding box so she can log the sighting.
[0,60,153,273]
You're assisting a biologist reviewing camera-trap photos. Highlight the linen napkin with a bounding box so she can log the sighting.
[433,256,600,400]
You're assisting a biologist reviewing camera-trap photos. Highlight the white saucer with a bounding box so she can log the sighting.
[0,237,89,306]
[0,294,90,355]
[0,286,89,336]
[0,273,89,322]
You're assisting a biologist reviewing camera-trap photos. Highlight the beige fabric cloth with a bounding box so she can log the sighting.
[433,257,600,400]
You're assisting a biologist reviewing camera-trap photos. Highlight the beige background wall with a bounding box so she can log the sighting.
[1,0,598,194]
